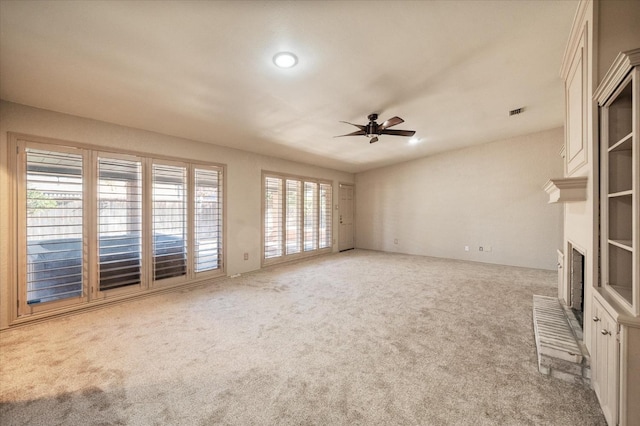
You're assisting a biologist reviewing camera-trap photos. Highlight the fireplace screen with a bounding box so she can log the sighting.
[570,248,585,326]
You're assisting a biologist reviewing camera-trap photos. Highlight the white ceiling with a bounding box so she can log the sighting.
[0,0,577,173]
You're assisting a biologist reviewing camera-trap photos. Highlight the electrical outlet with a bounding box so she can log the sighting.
[464,246,470,252]
[485,246,492,252]
[394,239,398,244]
[243,252,249,260]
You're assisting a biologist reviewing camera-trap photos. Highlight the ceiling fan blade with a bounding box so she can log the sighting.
[369,136,379,144]
[379,116,404,131]
[380,129,416,137]
[339,121,366,130]
[334,130,366,137]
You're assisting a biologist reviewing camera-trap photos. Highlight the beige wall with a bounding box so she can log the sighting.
[355,127,564,270]
[0,101,354,329]
[597,0,640,85]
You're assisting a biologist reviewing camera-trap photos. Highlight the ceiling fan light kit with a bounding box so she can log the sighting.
[336,113,416,144]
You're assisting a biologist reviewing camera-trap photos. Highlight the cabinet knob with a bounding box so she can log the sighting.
[592,316,600,322]
[601,329,611,336]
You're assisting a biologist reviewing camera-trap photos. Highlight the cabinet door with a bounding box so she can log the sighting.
[592,300,619,426]
[565,28,588,175]
[591,303,605,404]
[603,313,619,426]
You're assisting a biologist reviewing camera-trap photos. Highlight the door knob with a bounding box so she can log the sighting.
[592,316,600,322]
[601,329,611,336]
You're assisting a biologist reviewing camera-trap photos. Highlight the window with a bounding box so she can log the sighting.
[98,155,142,292]
[263,173,332,264]
[24,147,85,306]
[152,163,188,281]
[264,177,283,259]
[304,182,318,252]
[13,135,225,318]
[194,167,223,273]
[286,180,302,255]
[319,183,332,249]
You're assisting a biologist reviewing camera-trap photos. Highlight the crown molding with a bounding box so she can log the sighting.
[594,48,640,105]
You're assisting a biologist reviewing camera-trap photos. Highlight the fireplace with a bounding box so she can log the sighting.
[570,248,585,327]
[532,245,589,384]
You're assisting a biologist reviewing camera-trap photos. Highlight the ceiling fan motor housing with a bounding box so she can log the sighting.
[366,122,378,137]
[366,113,379,136]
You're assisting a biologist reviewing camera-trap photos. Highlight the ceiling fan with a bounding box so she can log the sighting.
[336,113,416,143]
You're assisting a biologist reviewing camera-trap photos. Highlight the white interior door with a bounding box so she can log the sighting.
[338,184,354,251]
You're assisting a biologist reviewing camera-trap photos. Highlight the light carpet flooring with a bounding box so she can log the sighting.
[1,249,606,425]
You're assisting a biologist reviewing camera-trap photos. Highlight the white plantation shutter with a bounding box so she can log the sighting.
[263,173,332,264]
[264,176,283,259]
[304,182,318,251]
[286,179,302,255]
[98,156,142,291]
[194,167,223,272]
[15,136,226,320]
[152,163,187,280]
[25,148,84,304]
[319,183,332,249]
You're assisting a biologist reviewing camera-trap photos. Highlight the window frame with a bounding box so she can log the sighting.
[285,179,302,256]
[94,151,147,300]
[9,133,226,323]
[319,182,333,250]
[151,159,190,287]
[262,171,333,266]
[193,165,224,277]
[16,140,91,316]
[264,175,284,260]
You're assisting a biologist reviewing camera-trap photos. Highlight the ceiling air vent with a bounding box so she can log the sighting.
[509,107,524,116]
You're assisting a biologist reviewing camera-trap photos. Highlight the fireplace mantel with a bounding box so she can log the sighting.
[543,177,588,203]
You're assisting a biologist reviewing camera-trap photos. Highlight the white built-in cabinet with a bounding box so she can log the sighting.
[590,294,640,426]
[597,50,640,314]
[591,299,618,424]
[593,49,640,426]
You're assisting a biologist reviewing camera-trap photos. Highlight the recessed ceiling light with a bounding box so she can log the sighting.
[409,137,420,145]
[273,52,298,69]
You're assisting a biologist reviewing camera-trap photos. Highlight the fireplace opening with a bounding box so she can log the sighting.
[570,248,585,328]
